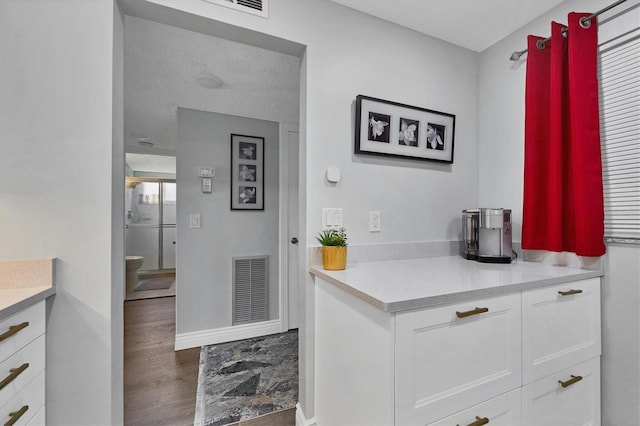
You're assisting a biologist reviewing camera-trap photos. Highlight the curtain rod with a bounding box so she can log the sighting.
[509,0,628,61]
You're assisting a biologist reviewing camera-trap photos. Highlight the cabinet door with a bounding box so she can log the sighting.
[428,389,521,426]
[395,293,521,426]
[522,357,600,426]
[522,278,601,384]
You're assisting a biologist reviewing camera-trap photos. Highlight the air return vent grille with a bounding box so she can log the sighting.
[201,0,268,18]
[233,256,269,325]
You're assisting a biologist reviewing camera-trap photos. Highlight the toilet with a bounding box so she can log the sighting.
[125,256,144,293]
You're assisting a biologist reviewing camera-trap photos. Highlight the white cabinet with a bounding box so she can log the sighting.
[522,357,600,426]
[522,278,601,384]
[314,276,601,426]
[0,301,46,426]
[428,389,522,426]
[395,294,521,425]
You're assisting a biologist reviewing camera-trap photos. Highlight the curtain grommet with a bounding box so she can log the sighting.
[580,17,592,29]
[536,40,546,50]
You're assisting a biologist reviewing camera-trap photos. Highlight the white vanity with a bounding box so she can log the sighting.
[310,256,602,426]
[0,259,55,426]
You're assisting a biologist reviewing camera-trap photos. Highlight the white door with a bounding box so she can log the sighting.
[287,128,299,329]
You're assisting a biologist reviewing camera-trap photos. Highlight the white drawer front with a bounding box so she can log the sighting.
[26,405,44,426]
[522,278,601,383]
[428,388,522,426]
[0,302,45,364]
[522,357,600,426]
[0,336,45,408]
[0,370,44,426]
[395,293,522,426]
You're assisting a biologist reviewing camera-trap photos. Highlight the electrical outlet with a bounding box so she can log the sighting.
[369,210,381,232]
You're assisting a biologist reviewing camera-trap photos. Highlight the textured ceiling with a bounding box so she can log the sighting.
[124,15,300,153]
[329,0,566,52]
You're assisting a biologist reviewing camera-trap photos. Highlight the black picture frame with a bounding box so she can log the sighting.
[231,134,264,210]
[355,94,456,163]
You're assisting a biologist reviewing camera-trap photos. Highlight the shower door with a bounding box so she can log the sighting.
[125,178,176,272]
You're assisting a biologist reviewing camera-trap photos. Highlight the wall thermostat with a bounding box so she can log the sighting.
[202,178,212,193]
[327,166,341,183]
[198,167,216,178]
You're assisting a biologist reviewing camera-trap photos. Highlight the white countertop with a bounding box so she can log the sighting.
[310,256,602,312]
[0,258,56,320]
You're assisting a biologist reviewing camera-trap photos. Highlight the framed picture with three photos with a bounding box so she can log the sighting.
[355,94,456,164]
[231,134,264,210]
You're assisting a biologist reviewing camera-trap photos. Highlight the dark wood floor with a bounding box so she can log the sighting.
[124,296,296,426]
[124,296,200,425]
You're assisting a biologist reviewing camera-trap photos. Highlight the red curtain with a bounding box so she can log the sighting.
[522,12,606,257]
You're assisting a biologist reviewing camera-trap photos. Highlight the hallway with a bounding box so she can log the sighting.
[124,296,199,425]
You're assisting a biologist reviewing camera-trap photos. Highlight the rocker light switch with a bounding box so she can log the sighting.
[189,214,201,229]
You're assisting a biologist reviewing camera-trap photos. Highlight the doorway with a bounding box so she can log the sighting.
[125,153,177,301]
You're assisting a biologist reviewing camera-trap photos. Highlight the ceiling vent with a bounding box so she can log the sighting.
[201,0,268,18]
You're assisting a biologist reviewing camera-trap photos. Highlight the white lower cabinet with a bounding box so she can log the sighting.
[428,389,522,426]
[314,277,601,426]
[522,278,601,384]
[395,293,521,425]
[0,301,46,426]
[522,357,600,426]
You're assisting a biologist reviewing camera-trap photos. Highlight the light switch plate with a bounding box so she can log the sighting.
[190,214,201,229]
[322,208,343,230]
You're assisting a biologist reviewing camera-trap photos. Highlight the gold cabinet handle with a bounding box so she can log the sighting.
[0,363,29,391]
[558,289,583,296]
[558,374,583,388]
[456,307,489,318]
[457,416,490,426]
[0,322,29,343]
[0,321,29,342]
[5,405,28,426]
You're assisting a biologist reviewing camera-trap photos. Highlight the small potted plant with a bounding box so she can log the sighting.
[316,228,348,270]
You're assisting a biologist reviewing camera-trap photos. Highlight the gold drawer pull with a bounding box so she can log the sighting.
[0,363,29,391]
[457,416,490,426]
[0,322,29,343]
[558,289,583,296]
[456,307,489,318]
[559,374,583,388]
[5,405,28,426]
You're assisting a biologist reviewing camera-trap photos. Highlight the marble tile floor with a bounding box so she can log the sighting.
[195,331,298,426]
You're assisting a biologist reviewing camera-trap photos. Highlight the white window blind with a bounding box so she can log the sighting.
[599,33,640,243]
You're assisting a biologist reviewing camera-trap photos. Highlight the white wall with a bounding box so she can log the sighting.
[176,108,280,334]
[478,1,640,423]
[149,0,480,245]
[0,0,122,424]
[148,0,480,418]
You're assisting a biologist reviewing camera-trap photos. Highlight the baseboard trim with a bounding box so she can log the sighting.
[295,403,316,426]
[175,319,282,350]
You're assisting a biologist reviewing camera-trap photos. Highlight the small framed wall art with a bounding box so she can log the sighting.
[231,134,264,210]
[355,94,456,164]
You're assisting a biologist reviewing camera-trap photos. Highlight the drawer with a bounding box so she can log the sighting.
[395,293,522,426]
[522,278,601,383]
[428,388,521,426]
[0,302,45,363]
[0,336,45,408]
[26,405,44,426]
[0,370,44,426]
[522,357,600,426]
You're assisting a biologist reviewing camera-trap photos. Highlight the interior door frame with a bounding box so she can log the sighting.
[279,123,299,332]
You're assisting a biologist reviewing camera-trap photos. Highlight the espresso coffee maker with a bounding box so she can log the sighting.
[462,208,513,263]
